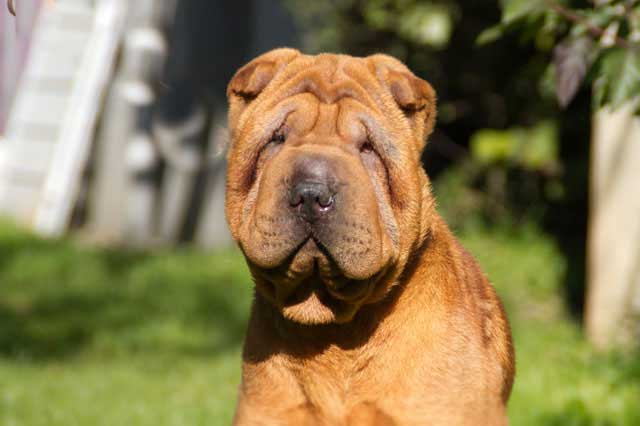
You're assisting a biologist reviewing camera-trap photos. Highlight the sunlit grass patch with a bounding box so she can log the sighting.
[0,222,638,425]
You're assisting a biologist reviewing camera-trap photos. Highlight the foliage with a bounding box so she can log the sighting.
[480,0,640,111]
[1,223,639,425]
[284,0,556,131]
[470,120,560,171]
[284,0,591,229]
[283,0,596,248]
[284,0,459,51]
[432,121,563,232]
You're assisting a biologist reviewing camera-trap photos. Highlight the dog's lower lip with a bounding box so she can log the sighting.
[283,277,326,307]
[326,279,371,301]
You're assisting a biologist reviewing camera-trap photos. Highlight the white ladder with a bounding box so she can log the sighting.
[0,0,125,235]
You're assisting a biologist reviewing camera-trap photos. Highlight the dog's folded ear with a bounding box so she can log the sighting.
[227,48,301,130]
[368,54,437,146]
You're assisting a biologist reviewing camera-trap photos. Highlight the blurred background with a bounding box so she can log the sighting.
[0,0,639,424]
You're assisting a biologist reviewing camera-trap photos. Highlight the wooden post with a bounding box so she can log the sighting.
[153,104,208,243]
[125,133,159,246]
[89,24,167,242]
[586,100,640,349]
[89,79,155,241]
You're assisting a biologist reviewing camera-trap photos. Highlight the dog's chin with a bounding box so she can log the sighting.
[281,292,345,325]
[279,280,361,325]
[247,238,379,325]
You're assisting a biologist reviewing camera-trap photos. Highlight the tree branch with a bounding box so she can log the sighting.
[7,0,15,16]
[544,0,635,50]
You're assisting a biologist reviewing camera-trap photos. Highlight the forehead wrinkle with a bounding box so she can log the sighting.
[274,60,379,108]
[250,56,382,125]
[244,55,402,147]
[341,60,388,115]
[310,98,321,135]
[306,102,342,138]
[304,78,364,105]
[328,60,339,84]
[237,95,300,144]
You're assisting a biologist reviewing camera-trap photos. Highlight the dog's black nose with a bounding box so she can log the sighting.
[289,181,334,221]
[288,155,336,222]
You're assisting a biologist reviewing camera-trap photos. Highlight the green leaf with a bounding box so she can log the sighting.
[471,122,559,170]
[535,29,556,51]
[536,8,564,50]
[470,129,517,164]
[596,48,640,109]
[581,4,618,29]
[520,121,559,170]
[476,0,548,46]
[501,0,545,24]
[609,49,640,107]
[592,74,608,110]
[476,23,505,45]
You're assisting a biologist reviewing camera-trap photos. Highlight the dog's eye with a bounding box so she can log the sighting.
[360,141,374,153]
[270,132,286,145]
[255,131,285,174]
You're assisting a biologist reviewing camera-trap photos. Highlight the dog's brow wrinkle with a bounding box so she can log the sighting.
[362,122,399,161]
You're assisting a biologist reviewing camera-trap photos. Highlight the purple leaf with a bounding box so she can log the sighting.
[553,37,593,108]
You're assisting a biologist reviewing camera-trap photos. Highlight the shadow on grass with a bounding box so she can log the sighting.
[538,404,610,426]
[538,398,640,426]
[0,226,252,361]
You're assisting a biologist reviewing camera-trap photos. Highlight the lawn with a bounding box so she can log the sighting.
[0,222,638,425]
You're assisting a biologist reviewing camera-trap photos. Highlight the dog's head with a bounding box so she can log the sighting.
[225,49,437,325]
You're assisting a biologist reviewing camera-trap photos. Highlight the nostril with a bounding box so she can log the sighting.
[289,192,303,207]
[288,181,335,219]
[316,194,334,209]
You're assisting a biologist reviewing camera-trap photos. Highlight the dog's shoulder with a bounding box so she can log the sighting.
[451,237,515,402]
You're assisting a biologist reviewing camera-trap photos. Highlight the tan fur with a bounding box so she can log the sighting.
[226,49,515,425]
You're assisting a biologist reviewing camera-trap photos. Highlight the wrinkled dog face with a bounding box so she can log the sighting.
[225,49,437,325]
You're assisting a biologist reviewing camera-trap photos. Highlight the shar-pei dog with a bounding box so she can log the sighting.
[225,48,514,426]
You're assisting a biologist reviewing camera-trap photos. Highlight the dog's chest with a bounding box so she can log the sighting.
[282,330,489,424]
[287,342,428,408]
[285,346,391,421]
[290,344,371,397]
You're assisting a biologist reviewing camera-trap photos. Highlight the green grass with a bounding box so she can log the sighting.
[462,229,640,426]
[0,222,638,425]
[0,224,252,425]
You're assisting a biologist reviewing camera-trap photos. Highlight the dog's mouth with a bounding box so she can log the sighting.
[280,276,343,324]
[252,238,376,324]
[279,272,374,325]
